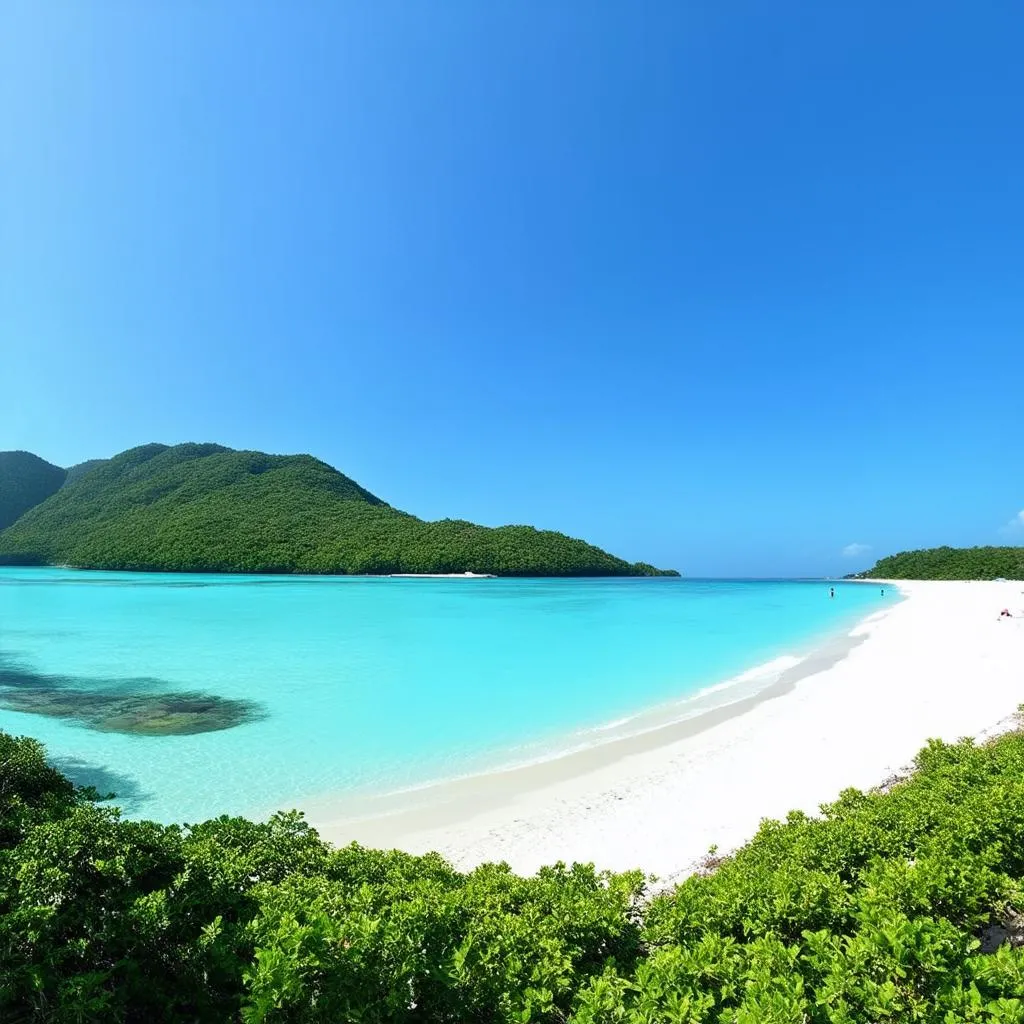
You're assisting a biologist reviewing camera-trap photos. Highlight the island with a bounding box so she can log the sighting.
[849,545,1024,580]
[0,442,679,577]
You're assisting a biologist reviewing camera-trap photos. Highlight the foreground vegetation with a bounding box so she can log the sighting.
[0,443,676,576]
[2,725,1024,1022]
[856,546,1024,581]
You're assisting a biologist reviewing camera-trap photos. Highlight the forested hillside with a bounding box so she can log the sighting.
[0,443,676,576]
[0,451,67,530]
[63,458,110,486]
[857,546,1024,580]
[3,725,1024,1021]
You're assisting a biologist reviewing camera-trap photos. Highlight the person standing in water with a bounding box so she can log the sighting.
[830,586,834,598]
[881,587,885,597]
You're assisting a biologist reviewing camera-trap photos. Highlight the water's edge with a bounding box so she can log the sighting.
[290,591,903,837]
[0,570,893,824]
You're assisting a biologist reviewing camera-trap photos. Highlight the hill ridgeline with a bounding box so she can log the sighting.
[0,442,678,577]
[0,451,67,530]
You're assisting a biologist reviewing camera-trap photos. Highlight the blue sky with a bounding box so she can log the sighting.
[2,2,1022,576]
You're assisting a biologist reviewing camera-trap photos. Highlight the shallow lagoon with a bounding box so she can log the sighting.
[0,569,883,822]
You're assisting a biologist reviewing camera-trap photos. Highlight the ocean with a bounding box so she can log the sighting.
[0,568,885,823]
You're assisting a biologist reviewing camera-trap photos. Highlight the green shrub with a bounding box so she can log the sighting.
[2,729,1024,1021]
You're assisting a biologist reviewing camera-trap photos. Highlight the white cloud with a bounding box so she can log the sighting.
[1000,509,1024,535]
[841,542,871,558]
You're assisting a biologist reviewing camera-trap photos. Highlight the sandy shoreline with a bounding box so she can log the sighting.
[386,572,497,578]
[308,580,1024,880]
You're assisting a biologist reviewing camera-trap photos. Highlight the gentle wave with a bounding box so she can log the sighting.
[335,650,813,806]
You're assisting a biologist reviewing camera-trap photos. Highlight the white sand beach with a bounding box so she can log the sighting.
[386,572,497,578]
[310,581,1024,881]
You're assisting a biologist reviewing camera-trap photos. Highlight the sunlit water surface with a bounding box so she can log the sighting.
[0,569,885,822]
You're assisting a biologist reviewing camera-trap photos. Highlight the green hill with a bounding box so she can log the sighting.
[63,458,110,487]
[0,451,67,530]
[856,545,1024,580]
[0,442,677,576]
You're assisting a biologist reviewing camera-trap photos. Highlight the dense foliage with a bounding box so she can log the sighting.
[62,459,109,487]
[856,546,1024,580]
[0,452,66,531]
[0,443,677,577]
[2,725,1024,1021]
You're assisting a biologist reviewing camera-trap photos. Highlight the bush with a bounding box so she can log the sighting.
[2,728,1024,1020]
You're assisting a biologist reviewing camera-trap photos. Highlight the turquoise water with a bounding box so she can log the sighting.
[0,569,885,823]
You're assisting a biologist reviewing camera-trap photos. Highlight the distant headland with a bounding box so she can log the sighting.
[847,545,1024,580]
[0,444,679,577]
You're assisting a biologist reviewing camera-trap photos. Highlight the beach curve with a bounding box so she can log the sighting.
[307,580,1024,880]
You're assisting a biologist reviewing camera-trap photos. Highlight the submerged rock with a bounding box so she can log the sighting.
[98,695,257,735]
[0,656,265,736]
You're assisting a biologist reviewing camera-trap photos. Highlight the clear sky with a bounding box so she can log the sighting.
[2,2,1022,576]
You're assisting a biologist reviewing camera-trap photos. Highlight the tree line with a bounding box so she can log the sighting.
[855,546,1024,580]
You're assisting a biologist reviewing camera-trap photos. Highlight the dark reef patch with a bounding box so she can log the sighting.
[0,655,266,736]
